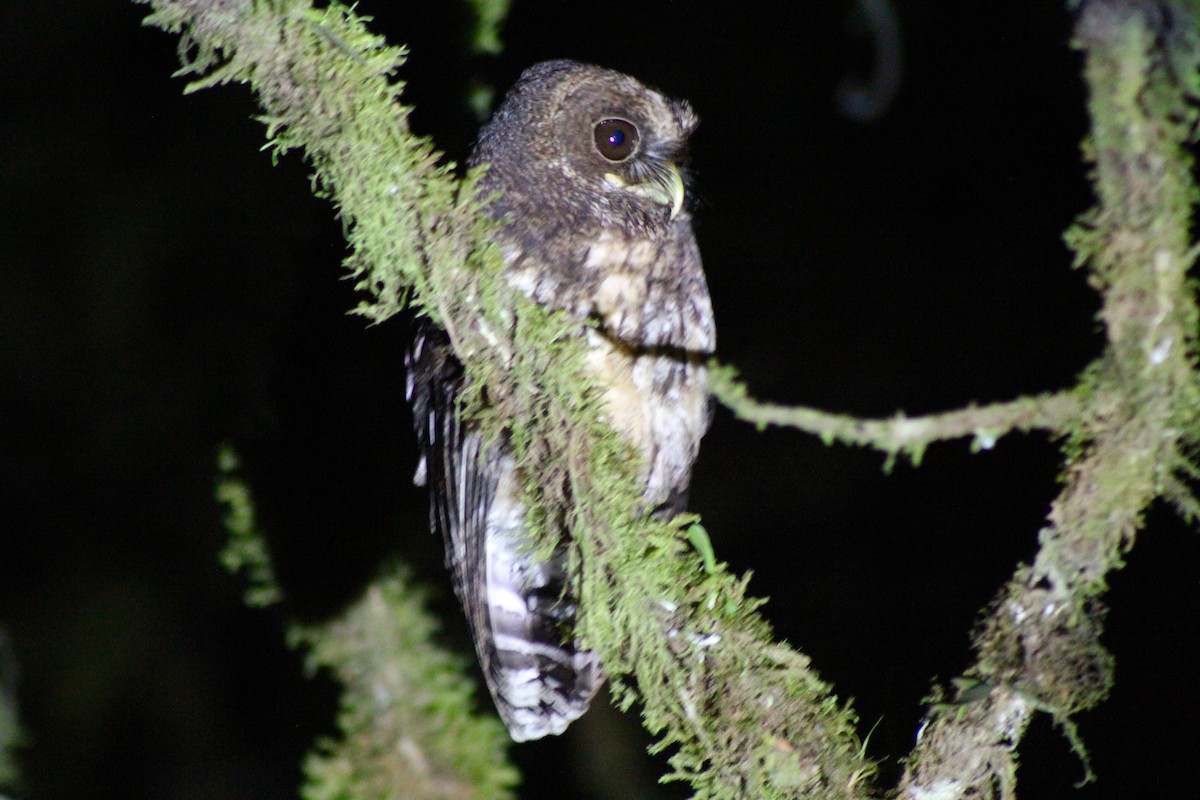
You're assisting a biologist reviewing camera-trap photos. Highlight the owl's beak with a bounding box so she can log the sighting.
[603,163,686,220]
[656,164,686,221]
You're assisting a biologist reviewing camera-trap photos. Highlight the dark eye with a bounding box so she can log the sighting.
[593,118,639,162]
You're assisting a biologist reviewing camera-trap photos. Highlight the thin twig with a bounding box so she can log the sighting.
[709,364,1081,454]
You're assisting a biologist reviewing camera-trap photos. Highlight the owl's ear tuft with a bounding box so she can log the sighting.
[673,100,699,139]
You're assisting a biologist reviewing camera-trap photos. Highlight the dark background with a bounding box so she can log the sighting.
[2,1,1197,798]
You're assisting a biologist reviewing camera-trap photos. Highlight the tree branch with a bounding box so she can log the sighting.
[897,2,1200,795]
[710,365,1081,460]
[711,2,1200,795]
[0,627,19,794]
[216,446,520,800]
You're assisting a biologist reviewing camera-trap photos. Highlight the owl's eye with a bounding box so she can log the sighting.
[593,118,639,162]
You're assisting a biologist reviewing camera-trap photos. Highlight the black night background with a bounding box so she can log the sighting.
[1,2,1197,798]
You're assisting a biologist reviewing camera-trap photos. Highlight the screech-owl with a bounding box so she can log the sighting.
[406,60,715,741]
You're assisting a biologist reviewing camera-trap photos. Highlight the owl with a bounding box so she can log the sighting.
[406,60,715,741]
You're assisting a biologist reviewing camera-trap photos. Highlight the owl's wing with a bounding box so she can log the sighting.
[406,322,603,741]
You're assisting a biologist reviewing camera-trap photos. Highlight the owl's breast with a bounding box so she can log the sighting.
[503,223,715,354]
[503,221,715,507]
[584,225,714,352]
[584,331,710,510]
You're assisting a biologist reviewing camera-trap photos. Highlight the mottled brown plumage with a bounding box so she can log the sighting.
[407,60,715,740]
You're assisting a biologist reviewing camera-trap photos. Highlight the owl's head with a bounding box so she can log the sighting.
[470,60,698,230]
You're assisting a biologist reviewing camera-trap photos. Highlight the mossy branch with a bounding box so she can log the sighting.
[898,1,1200,793]
[710,364,1082,463]
[0,627,20,793]
[141,1,873,798]
[708,2,1200,796]
[291,576,521,800]
[216,446,519,800]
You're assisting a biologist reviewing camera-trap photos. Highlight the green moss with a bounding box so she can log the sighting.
[295,572,519,800]
[0,631,20,792]
[214,444,518,799]
[215,445,281,609]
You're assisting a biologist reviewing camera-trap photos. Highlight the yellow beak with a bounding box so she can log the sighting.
[604,163,686,220]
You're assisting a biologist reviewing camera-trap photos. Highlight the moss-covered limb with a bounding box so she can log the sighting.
[463,0,511,118]
[502,314,876,796]
[138,0,488,336]
[143,1,876,796]
[294,574,519,800]
[216,445,282,609]
[465,0,511,56]
[570,475,871,798]
[214,447,518,800]
[0,627,20,792]
[899,2,1200,796]
[710,365,1081,460]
